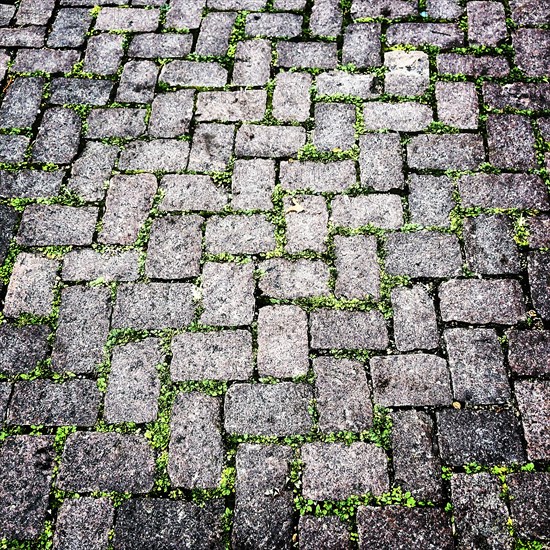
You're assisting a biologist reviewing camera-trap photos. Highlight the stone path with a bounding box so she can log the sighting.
[0,0,549,548]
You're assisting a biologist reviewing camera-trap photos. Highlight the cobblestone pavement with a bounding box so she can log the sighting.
[0,0,549,548]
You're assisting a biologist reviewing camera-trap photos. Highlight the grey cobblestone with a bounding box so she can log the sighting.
[187,123,234,172]
[363,101,432,131]
[62,248,139,282]
[272,71,311,123]
[83,34,124,75]
[359,133,404,191]
[331,194,404,229]
[384,50,429,96]
[160,174,228,212]
[231,159,275,210]
[284,195,328,253]
[232,40,271,87]
[0,324,50,375]
[279,160,355,192]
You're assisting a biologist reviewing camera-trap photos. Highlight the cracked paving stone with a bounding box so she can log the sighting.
[54,498,114,550]
[310,309,388,350]
[437,408,525,466]
[112,283,195,330]
[200,262,255,326]
[385,231,462,278]
[314,356,373,433]
[515,380,550,461]
[258,258,331,299]
[444,328,510,404]
[62,248,140,282]
[146,214,203,279]
[299,516,351,549]
[224,382,313,436]
[171,330,253,381]
[302,442,389,500]
[114,499,224,550]
[160,174,228,212]
[233,444,293,549]
[451,473,512,550]
[57,432,155,493]
[392,284,439,352]
[168,392,223,489]
[284,195,328,253]
[507,473,550,540]
[508,330,550,376]
[331,194,404,230]
[257,305,309,378]
[279,160,356,192]
[8,379,100,426]
[439,278,525,325]
[52,286,111,374]
[0,436,55,540]
[3,253,59,318]
[0,324,50,375]
[205,214,275,255]
[357,507,454,550]
[392,410,442,502]
[371,353,452,407]
[104,338,162,424]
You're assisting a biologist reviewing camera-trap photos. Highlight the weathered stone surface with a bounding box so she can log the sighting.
[0,436,55,539]
[258,258,331,299]
[166,0,206,29]
[0,205,17,264]
[279,160,356,192]
[528,251,550,321]
[96,7,159,31]
[487,114,536,170]
[302,443,389,500]
[516,380,550,461]
[205,214,276,254]
[160,174,228,212]
[343,23,381,67]
[159,60,228,87]
[392,285,438,351]
[246,12,302,37]
[371,353,452,406]
[104,338,162,424]
[507,473,550,540]
[407,134,484,170]
[299,516,350,549]
[0,77,44,129]
[392,410,442,502]
[387,22,464,47]
[235,124,306,157]
[195,12,237,56]
[285,195,328,253]
[357,507,454,550]
[52,286,111,374]
[232,39,271,87]
[0,170,61,199]
[439,279,525,325]
[273,71,312,123]
[444,328,510,404]
[231,159,275,210]
[310,0,341,36]
[146,214,203,279]
[57,432,155,492]
[224,382,313,435]
[510,0,550,24]
[384,50,429,95]
[0,135,28,163]
[117,60,158,103]
[114,499,225,549]
[310,309,388,350]
[257,305,309,378]
[483,82,550,112]
[196,90,266,122]
[513,29,550,77]
[385,232,462,278]
[331,194,404,229]
[468,1,507,47]
[118,139,189,172]
[408,175,454,227]
[508,329,550,376]
[527,214,550,248]
[83,34,124,75]
[316,71,377,98]
[200,262,255,326]
[277,41,337,69]
[0,324,50,375]
[334,234,380,300]
[3,253,58,318]
[437,409,525,466]
[359,133,404,191]
[233,445,293,550]
[54,498,114,550]
[314,102,356,151]
[436,81,478,129]
[13,48,79,73]
[8,380,100,426]
[87,108,146,138]
[363,102,432,131]
[187,123,234,172]
[451,473,512,550]
[314,357,373,432]
[351,0,417,18]
[171,330,253,381]
[62,249,139,282]
[168,392,223,488]
[437,53,510,76]
[128,33,192,58]
[113,283,195,329]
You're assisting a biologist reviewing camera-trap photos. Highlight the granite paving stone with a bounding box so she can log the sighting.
[159,174,228,212]
[279,160,355,192]
[331,194,404,229]
[272,71,312,123]
[316,71,378,98]
[159,60,228,87]
[195,12,237,56]
[232,39,271,87]
[83,34,124,75]
[116,60,158,103]
[87,108,146,138]
[62,248,140,282]
[48,8,92,48]
[231,158,275,210]
[187,123,235,172]
[528,251,550,321]
[359,133,404,191]
[313,103,356,151]
[128,33,192,58]
[299,516,351,549]
[0,77,44,129]
[49,78,113,105]
[508,330,550,376]
[0,170,64,198]
[384,50,429,96]
[0,324,50,375]
[363,102,433,132]
[284,195,328,253]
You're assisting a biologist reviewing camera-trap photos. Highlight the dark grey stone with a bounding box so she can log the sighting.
[83,34,124,75]
[0,77,44,129]
[48,8,92,48]
[0,324,50,375]
[49,78,113,105]
[0,170,61,199]
[62,249,140,282]
[516,380,550,461]
[168,392,223,488]
[0,134,28,163]
[342,23,381,67]
[487,114,536,170]
[299,516,351,550]
[528,251,550,321]
[279,160,356,193]
[116,60,158,103]
[8,380,100,426]
[508,329,550,376]
[128,33,192,58]
[224,382,313,436]
[483,82,550,111]
[437,409,525,466]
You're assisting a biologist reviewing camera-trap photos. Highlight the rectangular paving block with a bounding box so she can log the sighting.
[257,305,309,378]
[50,78,113,105]
[272,71,312,122]
[171,330,253,381]
[159,60,228,87]
[118,139,189,172]
[0,77,44,129]
[299,516,351,550]
[0,324,50,375]
[302,442,389,500]
[232,39,272,87]
[200,262,255,326]
[168,392,223,488]
[128,33,192,58]
[331,194,404,230]
[48,8,92,47]
[87,108,147,138]
[363,102,432,132]
[0,170,64,199]
[284,195,328,253]
[310,309,389,350]
[314,357,373,433]
[149,90,194,138]
[313,103,356,151]
[277,41,338,69]
[235,124,306,157]
[408,174,454,227]
[317,70,378,99]
[279,160,356,192]
[187,123,235,172]
[359,133,404,191]
[8,380,100,426]
[224,382,313,436]
[84,34,124,75]
[52,286,111,374]
[508,329,550,376]
[57,433,155,492]
[0,436,55,539]
[387,22,464,47]
[343,23,381,67]
[371,353,452,406]
[95,7,159,31]
[232,444,294,549]
[231,158,275,210]
[104,338,162,424]
[528,251,550,321]
[62,249,140,282]
[13,48,79,73]
[160,174,228,212]
[384,50,429,96]
[487,114,536,170]
[113,283,195,329]
[196,90,267,122]
[196,11,237,56]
